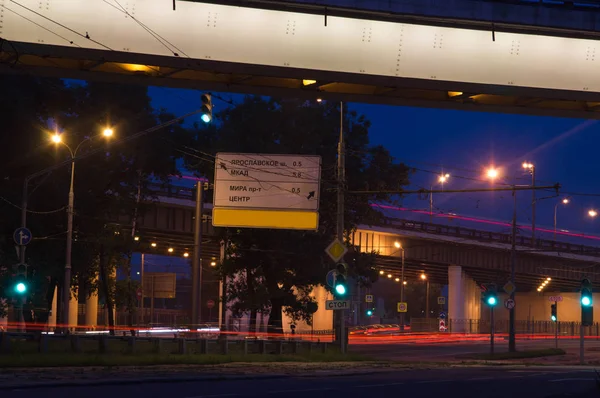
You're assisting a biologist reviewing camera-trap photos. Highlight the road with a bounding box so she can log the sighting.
[3,368,599,398]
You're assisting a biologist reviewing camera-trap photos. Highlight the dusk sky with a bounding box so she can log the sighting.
[149,86,600,244]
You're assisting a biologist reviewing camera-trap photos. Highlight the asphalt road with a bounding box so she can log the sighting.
[4,368,600,398]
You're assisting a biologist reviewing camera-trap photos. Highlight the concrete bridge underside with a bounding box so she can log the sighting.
[5,0,600,117]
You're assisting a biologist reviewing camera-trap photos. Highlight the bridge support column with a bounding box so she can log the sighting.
[68,290,78,333]
[47,286,57,330]
[449,266,465,332]
[86,275,99,330]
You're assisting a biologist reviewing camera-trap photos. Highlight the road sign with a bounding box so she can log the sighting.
[439,319,447,332]
[504,298,515,310]
[549,296,563,302]
[397,302,407,313]
[325,300,350,310]
[365,294,373,303]
[142,272,177,299]
[207,299,215,309]
[503,281,516,296]
[326,270,337,288]
[439,311,446,319]
[437,296,446,305]
[13,227,32,246]
[212,153,321,230]
[325,238,347,263]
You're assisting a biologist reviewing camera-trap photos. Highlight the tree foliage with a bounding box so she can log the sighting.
[186,97,411,332]
[0,76,187,329]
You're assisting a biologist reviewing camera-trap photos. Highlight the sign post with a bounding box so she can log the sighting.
[490,306,495,356]
[555,301,559,349]
[212,153,321,230]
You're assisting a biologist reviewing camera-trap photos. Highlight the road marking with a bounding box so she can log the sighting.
[414,379,454,384]
[550,378,596,382]
[356,382,405,388]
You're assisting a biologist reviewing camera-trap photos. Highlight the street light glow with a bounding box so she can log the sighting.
[589,209,598,218]
[387,274,392,279]
[183,252,189,258]
[522,162,534,170]
[420,273,427,280]
[379,270,384,275]
[394,241,401,249]
[168,247,174,253]
[438,174,450,183]
[151,242,157,247]
[486,167,499,179]
[52,134,62,143]
[103,128,114,137]
[395,277,400,282]
[562,198,570,204]
[210,261,217,266]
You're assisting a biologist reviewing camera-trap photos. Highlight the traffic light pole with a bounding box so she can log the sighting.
[580,324,584,365]
[554,302,558,349]
[490,306,495,356]
[336,101,346,355]
[509,187,517,353]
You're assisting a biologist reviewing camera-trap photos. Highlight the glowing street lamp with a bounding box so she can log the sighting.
[486,167,499,180]
[589,209,598,218]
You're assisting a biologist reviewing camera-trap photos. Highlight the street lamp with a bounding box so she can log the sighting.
[522,162,536,243]
[486,167,499,180]
[52,127,113,331]
[554,198,570,241]
[430,173,450,222]
[589,209,598,218]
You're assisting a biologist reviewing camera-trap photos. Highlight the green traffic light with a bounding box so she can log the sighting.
[335,284,346,295]
[366,309,373,316]
[551,315,557,322]
[487,296,497,306]
[14,282,26,294]
[582,296,592,306]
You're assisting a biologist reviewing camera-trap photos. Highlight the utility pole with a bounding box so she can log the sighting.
[63,159,76,333]
[191,181,204,327]
[337,101,346,354]
[509,186,517,352]
[531,166,536,244]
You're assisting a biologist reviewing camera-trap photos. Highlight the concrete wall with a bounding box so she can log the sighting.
[288,0,600,31]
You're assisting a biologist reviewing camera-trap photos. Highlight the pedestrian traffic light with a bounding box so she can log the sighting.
[581,278,594,326]
[551,303,557,322]
[200,94,212,123]
[334,263,348,297]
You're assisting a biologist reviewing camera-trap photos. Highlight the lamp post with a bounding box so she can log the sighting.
[522,162,536,244]
[554,198,570,241]
[52,128,113,331]
[589,209,598,218]
[429,173,449,223]
[486,166,516,352]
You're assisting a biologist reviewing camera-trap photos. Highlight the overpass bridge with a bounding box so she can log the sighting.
[4,0,600,117]
[128,183,600,292]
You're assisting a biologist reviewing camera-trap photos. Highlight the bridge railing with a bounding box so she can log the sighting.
[148,184,600,255]
[382,217,600,256]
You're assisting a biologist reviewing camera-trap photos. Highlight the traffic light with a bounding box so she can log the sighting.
[200,94,212,123]
[483,284,498,307]
[12,263,28,296]
[334,263,348,297]
[551,303,557,322]
[581,278,594,326]
[366,308,374,317]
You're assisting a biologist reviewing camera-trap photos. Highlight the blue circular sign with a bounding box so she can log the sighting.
[13,227,32,246]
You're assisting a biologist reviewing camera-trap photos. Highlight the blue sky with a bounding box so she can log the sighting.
[149,86,600,243]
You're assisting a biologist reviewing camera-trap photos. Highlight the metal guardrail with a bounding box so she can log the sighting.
[0,332,331,355]
[382,217,600,256]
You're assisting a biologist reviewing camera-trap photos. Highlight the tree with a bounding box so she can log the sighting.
[186,97,410,333]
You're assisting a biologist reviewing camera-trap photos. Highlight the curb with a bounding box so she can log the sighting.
[0,373,290,390]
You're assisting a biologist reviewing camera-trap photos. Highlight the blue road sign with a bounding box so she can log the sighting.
[439,311,446,319]
[326,270,336,288]
[13,227,32,246]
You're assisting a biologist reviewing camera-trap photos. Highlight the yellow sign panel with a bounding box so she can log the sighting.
[397,302,407,313]
[212,208,319,230]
